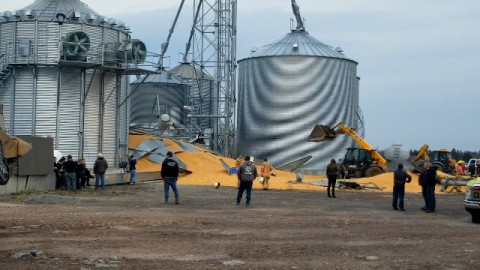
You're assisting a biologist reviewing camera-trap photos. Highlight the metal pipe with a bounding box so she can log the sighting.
[158,0,186,68]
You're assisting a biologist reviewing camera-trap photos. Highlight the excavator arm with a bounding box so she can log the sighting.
[412,144,430,162]
[308,122,388,171]
[0,105,32,185]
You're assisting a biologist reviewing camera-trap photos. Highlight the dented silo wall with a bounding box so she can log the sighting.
[237,30,360,174]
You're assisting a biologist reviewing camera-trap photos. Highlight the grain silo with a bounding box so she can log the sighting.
[236,3,362,174]
[0,0,148,167]
[130,70,188,131]
[169,63,214,134]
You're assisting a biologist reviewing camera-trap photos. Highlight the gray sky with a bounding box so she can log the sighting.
[3,0,480,151]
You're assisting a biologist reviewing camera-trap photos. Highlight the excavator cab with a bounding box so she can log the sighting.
[342,148,382,178]
[431,150,455,173]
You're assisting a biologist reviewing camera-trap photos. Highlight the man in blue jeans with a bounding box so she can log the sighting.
[94,153,108,189]
[236,156,258,206]
[392,163,412,210]
[128,155,137,185]
[161,151,180,204]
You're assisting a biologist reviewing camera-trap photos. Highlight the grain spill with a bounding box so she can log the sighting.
[130,133,465,193]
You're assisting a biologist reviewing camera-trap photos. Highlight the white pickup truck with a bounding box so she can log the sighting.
[464,178,480,223]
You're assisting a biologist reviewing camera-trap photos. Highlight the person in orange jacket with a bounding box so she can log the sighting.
[260,158,274,190]
[235,155,243,189]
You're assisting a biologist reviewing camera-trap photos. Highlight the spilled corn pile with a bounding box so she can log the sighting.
[129,133,461,193]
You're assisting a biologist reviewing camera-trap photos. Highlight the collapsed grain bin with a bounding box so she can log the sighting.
[130,71,188,133]
[236,3,362,174]
[169,63,214,134]
[0,0,149,167]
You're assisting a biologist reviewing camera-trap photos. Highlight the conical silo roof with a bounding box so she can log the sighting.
[243,30,356,63]
[17,0,104,23]
[169,63,214,81]
[131,70,186,85]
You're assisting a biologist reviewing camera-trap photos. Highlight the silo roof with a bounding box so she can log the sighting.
[0,0,126,29]
[169,63,214,81]
[241,30,356,63]
[18,0,102,21]
[131,70,186,85]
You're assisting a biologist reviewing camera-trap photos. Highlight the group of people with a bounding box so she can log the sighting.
[390,161,437,213]
[325,158,438,213]
[54,153,109,190]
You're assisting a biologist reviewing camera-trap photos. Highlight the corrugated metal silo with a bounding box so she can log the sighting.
[169,63,214,132]
[237,29,361,174]
[130,71,187,129]
[0,0,147,167]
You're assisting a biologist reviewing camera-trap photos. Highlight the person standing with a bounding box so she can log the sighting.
[94,153,108,189]
[326,159,339,198]
[236,156,258,206]
[64,155,77,191]
[129,155,137,185]
[76,159,87,189]
[423,162,437,213]
[260,158,273,190]
[161,151,180,204]
[235,155,243,189]
[56,156,66,189]
[392,163,412,210]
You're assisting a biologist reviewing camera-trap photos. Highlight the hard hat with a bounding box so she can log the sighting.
[458,160,464,164]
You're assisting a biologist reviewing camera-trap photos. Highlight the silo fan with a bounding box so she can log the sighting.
[64,31,91,58]
[129,39,147,64]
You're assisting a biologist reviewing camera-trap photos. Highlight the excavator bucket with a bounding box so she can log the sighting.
[307,124,337,142]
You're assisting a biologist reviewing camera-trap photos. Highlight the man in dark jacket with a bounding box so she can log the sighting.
[392,163,412,210]
[64,155,77,191]
[326,159,339,198]
[161,151,180,204]
[421,162,437,213]
[93,153,108,189]
[236,156,258,206]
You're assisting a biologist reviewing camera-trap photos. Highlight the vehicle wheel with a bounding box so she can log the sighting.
[472,211,480,224]
[0,145,9,185]
[435,163,444,172]
[365,166,383,177]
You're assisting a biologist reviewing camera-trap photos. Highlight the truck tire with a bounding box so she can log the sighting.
[0,144,9,185]
[434,163,444,172]
[365,166,383,177]
[472,211,480,224]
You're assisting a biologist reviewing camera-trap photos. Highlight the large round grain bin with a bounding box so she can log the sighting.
[130,70,187,130]
[237,29,361,174]
[0,0,147,167]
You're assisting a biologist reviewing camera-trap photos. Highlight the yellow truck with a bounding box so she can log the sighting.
[465,178,480,223]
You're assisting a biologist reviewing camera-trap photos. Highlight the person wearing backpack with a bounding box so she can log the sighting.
[236,156,258,206]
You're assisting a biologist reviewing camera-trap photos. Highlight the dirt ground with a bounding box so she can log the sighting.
[0,182,478,270]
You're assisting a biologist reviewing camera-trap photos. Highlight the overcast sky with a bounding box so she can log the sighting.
[3,0,480,151]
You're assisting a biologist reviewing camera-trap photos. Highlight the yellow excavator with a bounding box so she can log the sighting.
[411,144,455,174]
[0,105,32,185]
[308,122,388,178]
